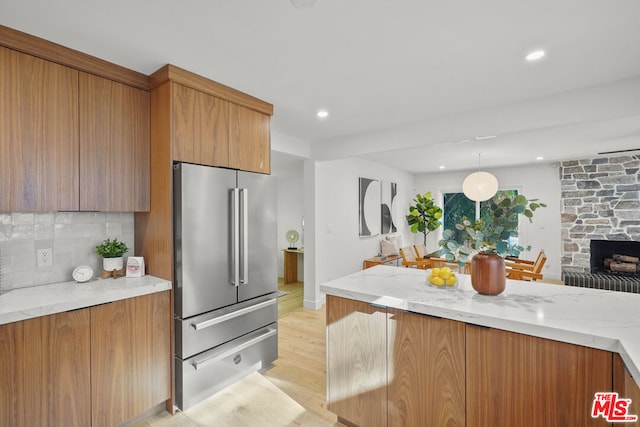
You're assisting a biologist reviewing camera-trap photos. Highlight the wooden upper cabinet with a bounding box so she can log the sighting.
[229,103,270,174]
[0,46,79,211]
[171,82,229,167]
[79,72,150,211]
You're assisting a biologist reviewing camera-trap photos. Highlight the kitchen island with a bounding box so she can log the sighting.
[0,276,172,427]
[321,265,640,427]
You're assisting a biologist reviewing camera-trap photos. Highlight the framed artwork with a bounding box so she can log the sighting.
[381,181,398,234]
[359,177,380,237]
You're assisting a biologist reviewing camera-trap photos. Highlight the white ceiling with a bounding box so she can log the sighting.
[2,0,639,173]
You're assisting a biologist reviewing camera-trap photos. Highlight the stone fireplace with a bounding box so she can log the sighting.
[560,155,640,293]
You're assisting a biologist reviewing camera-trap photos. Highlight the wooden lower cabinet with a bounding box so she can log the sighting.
[0,309,91,427]
[326,295,388,427]
[466,325,612,427]
[614,353,640,422]
[387,309,465,427]
[91,291,171,427]
[327,296,639,427]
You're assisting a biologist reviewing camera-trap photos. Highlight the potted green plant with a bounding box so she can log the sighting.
[406,192,443,247]
[96,238,129,272]
[438,193,546,295]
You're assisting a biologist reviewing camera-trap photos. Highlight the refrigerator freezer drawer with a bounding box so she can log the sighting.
[175,323,278,411]
[175,296,278,359]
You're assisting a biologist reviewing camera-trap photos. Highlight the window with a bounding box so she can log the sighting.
[443,190,519,245]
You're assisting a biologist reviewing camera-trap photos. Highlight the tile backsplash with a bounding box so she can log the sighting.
[0,212,134,291]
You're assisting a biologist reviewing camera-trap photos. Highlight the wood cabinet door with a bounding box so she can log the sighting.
[387,309,465,427]
[91,291,171,427]
[171,82,229,167]
[79,72,150,211]
[466,325,612,427]
[229,103,270,174]
[0,310,90,427]
[0,316,43,427]
[0,46,79,211]
[41,310,92,427]
[326,295,388,427]
[613,353,640,422]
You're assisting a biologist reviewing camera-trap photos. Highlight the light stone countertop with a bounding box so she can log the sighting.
[0,275,172,325]
[320,265,640,387]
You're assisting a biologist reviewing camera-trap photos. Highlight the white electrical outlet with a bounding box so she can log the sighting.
[37,248,53,268]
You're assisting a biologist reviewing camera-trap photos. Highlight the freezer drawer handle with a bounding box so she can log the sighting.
[190,298,277,331]
[191,326,277,371]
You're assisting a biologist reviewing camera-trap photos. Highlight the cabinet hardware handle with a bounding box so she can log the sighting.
[191,326,277,370]
[190,298,276,331]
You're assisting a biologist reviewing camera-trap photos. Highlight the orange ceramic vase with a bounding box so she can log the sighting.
[470,252,506,295]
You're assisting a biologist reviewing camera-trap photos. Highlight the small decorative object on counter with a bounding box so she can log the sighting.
[72,265,94,283]
[96,238,129,279]
[126,257,145,278]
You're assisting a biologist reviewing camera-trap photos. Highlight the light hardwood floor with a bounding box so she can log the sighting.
[139,304,342,427]
[277,278,304,317]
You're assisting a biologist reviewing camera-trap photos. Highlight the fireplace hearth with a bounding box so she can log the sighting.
[563,239,640,293]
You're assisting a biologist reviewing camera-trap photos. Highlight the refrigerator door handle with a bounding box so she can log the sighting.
[240,188,249,285]
[231,188,240,287]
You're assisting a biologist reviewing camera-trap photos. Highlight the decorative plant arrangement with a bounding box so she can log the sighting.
[96,238,129,277]
[438,193,546,295]
[95,238,129,258]
[406,192,443,246]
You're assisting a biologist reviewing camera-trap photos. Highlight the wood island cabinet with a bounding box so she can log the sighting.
[0,309,91,427]
[79,72,150,211]
[327,295,637,427]
[466,324,612,427]
[91,291,171,427]
[0,45,79,212]
[326,295,388,427]
[387,309,465,427]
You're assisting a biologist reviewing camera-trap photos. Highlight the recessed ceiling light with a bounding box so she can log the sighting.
[526,50,546,62]
[536,156,544,161]
[317,110,329,119]
[439,165,446,170]
[475,135,496,141]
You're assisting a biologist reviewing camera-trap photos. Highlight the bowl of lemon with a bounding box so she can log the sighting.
[426,267,458,288]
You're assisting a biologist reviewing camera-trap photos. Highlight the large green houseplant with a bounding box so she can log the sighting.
[438,193,546,294]
[406,192,443,246]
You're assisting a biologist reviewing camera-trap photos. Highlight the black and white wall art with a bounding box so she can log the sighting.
[359,177,381,237]
[381,181,398,234]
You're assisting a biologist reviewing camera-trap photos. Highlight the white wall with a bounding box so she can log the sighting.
[276,177,304,280]
[310,158,415,306]
[414,162,562,279]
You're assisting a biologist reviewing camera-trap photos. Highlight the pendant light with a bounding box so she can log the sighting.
[462,153,498,202]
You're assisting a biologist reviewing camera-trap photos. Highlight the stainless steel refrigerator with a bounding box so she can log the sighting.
[173,162,279,410]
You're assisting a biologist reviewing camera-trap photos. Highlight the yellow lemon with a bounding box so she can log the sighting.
[432,268,441,276]
[431,277,445,286]
[438,270,451,280]
[428,274,437,283]
[441,266,451,274]
[446,275,457,286]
